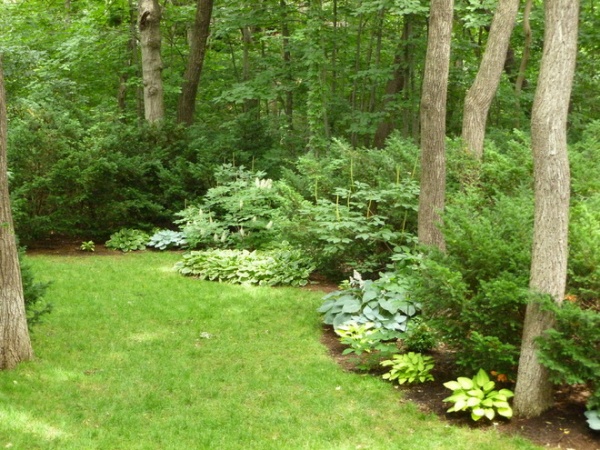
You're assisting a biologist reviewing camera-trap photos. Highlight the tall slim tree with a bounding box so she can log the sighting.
[461,0,520,159]
[418,0,454,250]
[0,57,34,370]
[139,0,164,123]
[177,0,214,125]
[513,0,579,418]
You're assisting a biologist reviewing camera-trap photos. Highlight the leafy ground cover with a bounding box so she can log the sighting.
[0,251,540,450]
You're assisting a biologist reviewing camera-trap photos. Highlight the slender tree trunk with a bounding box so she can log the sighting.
[139,0,164,123]
[513,0,579,419]
[461,0,520,159]
[418,0,454,251]
[373,21,410,149]
[177,0,214,125]
[0,58,34,370]
[280,0,294,128]
[515,0,533,95]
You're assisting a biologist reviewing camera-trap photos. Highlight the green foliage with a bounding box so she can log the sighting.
[20,249,52,329]
[536,298,600,412]
[147,230,187,250]
[584,410,600,431]
[381,352,435,385]
[176,245,315,287]
[335,321,398,370]
[176,165,283,250]
[417,140,534,376]
[402,318,438,353]
[80,241,95,252]
[8,116,215,242]
[443,369,514,422]
[318,271,421,333]
[105,229,149,252]
[280,137,420,277]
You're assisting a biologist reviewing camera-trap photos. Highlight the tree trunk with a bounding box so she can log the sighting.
[0,57,34,370]
[139,0,164,123]
[177,0,214,125]
[418,0,454,250]
[461,0,520,159]
[515,0,533,95]
[513,0,579,419]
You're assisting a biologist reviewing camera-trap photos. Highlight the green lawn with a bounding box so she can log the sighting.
[0,252,539,449]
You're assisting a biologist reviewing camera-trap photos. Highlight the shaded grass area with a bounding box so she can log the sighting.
[1,252,539,449]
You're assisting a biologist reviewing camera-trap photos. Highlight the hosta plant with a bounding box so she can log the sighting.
[443,369,514,421]
[176,245,314,287]
[106,229,149,252]
[335,321,398,370]
[381,352,435,385]
[147,230,187,250]
[80,241,95,252]
[318,271,420,332]
[584,410,600,430]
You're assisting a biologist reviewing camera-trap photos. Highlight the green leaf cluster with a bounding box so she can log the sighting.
[318,271,420,332]
[175,165,283,251]
[381,352,434,385]
[335,321,398,370]
[147,230,187,250]
[584,410,600,431]
[443,369,514,422]
[535,298,600,413]
[176,246,315,287]
[105,229,150,252]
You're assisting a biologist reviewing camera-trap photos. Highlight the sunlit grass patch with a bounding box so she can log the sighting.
[0,252,540,449]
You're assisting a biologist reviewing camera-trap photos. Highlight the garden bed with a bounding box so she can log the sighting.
[321,325,599,450]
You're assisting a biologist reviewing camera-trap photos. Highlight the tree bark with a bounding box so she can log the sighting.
[0,57,34,370]
[461,0,520,159]
[139,0,165,123]
[513,0,579,418]
[177,0,214,125]
[418,0,454,250]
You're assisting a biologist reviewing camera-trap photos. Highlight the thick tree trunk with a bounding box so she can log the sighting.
[139,0,164,123]
[177,0,214,125]
[418,0,454,250]
[0,58,34,370]
[461,0,520,159]
[513,0,579,419]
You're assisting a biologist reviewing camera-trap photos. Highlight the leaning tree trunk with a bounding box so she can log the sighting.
[0,57,34,370]
[177,0,214,125]
[139,0,164,123]
[418,0,454,251]
[513,0,579,419]
[461,0,520,159]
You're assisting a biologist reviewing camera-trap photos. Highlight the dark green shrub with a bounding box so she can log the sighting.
[20,249,52,329]
[536,298,600,411]
[416,143,534,376]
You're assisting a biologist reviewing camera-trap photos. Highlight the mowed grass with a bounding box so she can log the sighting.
[0,252,538,450]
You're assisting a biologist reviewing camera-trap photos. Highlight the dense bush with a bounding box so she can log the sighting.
[8,110,216,242]
[536,298,600,411]
[415,136,534,377]
[279,137,420,278]
[175,165,286,250]
[20,248,52,329]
